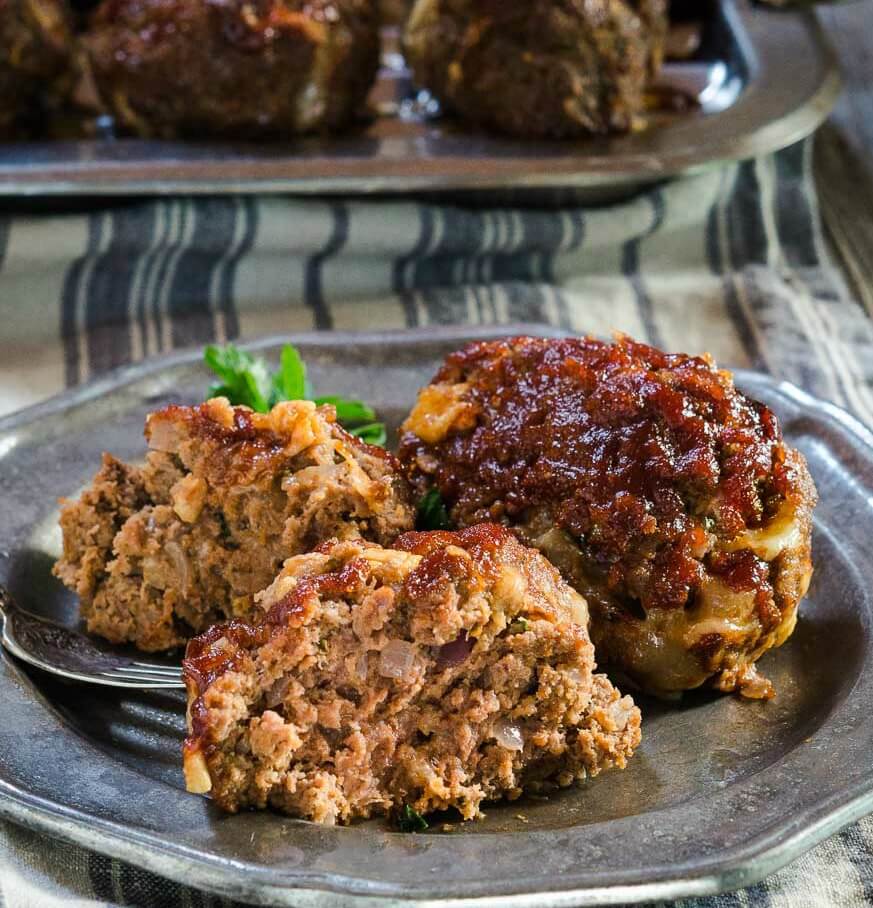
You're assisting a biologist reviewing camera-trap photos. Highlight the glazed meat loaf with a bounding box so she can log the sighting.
[183,525,641,822]
[54,397,414,651]
[0,0,75,138]
[398,336,817,699]
[82,0,380,138]
[403,0,668,138]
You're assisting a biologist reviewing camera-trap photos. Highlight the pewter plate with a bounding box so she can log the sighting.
[0,325,872,907]
[0,0,840,198]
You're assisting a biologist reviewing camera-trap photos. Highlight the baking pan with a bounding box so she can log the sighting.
[0,0,839,198]
[0,325,873,906]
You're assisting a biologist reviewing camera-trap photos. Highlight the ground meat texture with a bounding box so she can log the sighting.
[402,0,668,139]
[398,336,818,699]
[54,397,414,652]
[82,0,380,139]
[182,525,640,822]
[0,0,75,138]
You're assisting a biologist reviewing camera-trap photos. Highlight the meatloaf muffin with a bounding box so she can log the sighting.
[54,397,414,651]
[183,525,641,822]
[82,0,380,138]
[398,336,817,699]
[0,0,75,138]
[403,0,668,138]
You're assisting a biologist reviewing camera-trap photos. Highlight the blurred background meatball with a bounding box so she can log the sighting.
[403,0,669,138]
[0,0,75,138]
[82,0,381,139]
[399,336,818,700]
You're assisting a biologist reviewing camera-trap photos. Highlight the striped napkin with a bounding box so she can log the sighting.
[1,137,872,906]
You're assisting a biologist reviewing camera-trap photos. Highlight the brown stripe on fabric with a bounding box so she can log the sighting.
[0,211,9,270]
[133,199,169,359]
[218,196,258,340]
[60,212,105,387]
[393,204,436,327]
[84,204,158,375]
[622,187,666,348]
[774,141,818,269]
[726,159,769,267]
[706,165,768,371]
[766,142,857,415]
[166,198,238,348]
[151,200,188,353]
[86,850,117,904]
[838,826,873,905]
[304,201,347,330]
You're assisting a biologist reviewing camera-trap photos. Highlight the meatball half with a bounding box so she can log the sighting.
[83,0,380,138]
[54,397,414,651]
[403,0,668,138]
[0,0,75,138]
[399,336,817,699]
[183,525,641,822]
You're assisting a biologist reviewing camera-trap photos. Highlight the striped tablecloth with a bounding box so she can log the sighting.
[1,138,872,907]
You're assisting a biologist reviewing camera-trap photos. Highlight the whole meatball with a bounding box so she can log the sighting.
[403,0,668,138]
[0,0,75,138]
[83,0,381,138]
[399,336,818,700]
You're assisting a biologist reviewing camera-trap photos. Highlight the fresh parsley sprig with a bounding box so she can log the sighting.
[204,342,387,446]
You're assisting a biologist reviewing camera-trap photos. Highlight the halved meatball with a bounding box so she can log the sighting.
[54,397,414,651]
[0,0,75,138]
[398,336,817,699]
[183,525,641,822]
[403,0,668,138]
[82,0,380,138]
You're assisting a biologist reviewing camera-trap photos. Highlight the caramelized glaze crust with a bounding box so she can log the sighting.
[83,0,380,138]
[183,527,640,822]
[0,0,74,137]
[399,336,817,697]
[403,0,668,138]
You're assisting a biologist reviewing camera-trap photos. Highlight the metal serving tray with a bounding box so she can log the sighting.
[0,0,839,197]
[0,325,872,907]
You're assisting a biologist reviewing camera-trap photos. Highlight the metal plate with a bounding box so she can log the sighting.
[0,0,839,198]
[0,325,872,907]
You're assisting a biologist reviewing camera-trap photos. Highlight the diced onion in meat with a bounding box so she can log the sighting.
[379,640,417,678]
[147,419,182,453]
[165,541,191,593]
[493,718,524,752]
[437,632,472,667]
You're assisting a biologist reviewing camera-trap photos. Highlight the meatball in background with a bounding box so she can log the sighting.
[0,0,76,138]
[403,0,669,138]
[83,0,381,139]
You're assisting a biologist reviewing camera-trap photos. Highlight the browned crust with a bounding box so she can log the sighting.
[0,0,75,138]
[84,0,380,138]
[403,0,668,138]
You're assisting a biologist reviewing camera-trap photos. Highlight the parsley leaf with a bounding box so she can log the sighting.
[349,422,388,447]
[397,804,429,833]
[204,344,271,414]
[270,343,312,405]
[203,342,387,445]
[417,488,451,531]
